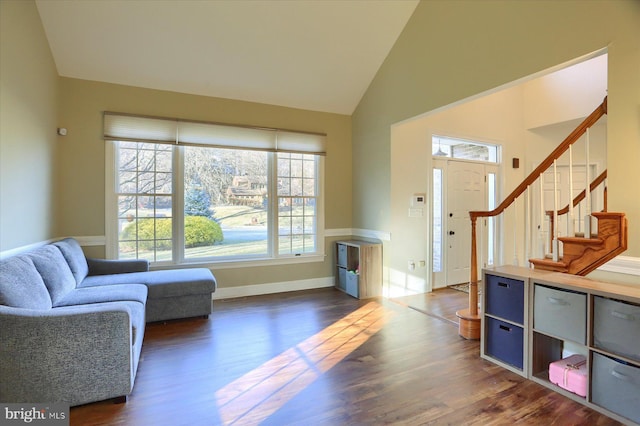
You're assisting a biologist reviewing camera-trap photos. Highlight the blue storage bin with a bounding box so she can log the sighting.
[337,244,347,267]
[337,267,346,291]
[485,274,524,324]
[486,317,524,369]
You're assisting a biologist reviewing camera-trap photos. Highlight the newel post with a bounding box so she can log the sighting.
[456,215,481,340]
[469,216,478,316]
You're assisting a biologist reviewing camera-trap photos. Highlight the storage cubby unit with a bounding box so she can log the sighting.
[481,265,640,425]
[481,268,531,375]
[335,240,382,299]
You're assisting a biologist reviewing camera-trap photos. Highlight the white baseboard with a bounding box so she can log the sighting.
[325,228,391,241]
[597,255,640,276]
[212,276,335,300]
[74,235,106,246]
[324,228,353,237]
[352,228,391,241]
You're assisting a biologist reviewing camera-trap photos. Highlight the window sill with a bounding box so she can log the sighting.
[149,253,326,271]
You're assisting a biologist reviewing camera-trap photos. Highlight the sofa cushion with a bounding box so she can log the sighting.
[53,238,89,284]
[0,255,52,309]
[28,245,77,305]
[81,268,216,299]
[55,284,148,308]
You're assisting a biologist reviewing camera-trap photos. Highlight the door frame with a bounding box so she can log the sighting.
[432,157,501,289]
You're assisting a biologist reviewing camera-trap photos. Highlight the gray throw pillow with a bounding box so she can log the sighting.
[0,255,52,309]
[53,238,89,284]
[28,245,76,305]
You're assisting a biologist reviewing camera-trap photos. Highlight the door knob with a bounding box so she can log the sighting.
[449,231,455,235]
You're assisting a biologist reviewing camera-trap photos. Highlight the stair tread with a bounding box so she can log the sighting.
[544,254,563,260]
[529,257,569,273]
[573,232,598,238]
[530,257,567,266]
[592,211,625,218]
[558,236,603,244]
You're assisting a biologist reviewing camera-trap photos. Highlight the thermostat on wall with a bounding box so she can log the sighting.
[411,193,426,206]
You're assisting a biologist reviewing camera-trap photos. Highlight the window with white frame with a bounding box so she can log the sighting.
[105,113,325,264]
[432,136,499,163]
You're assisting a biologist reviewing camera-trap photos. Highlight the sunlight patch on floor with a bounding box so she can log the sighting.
[215,301,394,425]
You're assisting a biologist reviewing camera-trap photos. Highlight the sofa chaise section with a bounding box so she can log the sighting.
[54,238,217,323]
[82,267,216,322]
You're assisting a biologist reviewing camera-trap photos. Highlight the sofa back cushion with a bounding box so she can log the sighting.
[0,255,52,309]
[53,238,89,284]
[28,245,77,305]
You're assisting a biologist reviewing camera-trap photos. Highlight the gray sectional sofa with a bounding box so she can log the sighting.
[0,238,216,406]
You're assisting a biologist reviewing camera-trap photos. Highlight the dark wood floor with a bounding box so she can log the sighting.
[70,288,621,425]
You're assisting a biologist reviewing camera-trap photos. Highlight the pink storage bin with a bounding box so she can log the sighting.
[548,354,588,397]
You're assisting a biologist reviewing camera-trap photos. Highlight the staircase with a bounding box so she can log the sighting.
[529,211,627,275]
[456,96,629,340]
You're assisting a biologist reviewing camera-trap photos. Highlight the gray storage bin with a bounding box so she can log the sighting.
[337,244,347,267]
[534,284,586,344]
[591,352,640,423]
[594,296,640,362]
[346,272,359,298]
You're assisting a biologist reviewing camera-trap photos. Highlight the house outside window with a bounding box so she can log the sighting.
[105,113,325,266]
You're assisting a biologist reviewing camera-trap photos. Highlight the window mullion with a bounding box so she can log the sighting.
[105,141,118,259]
[269,152,277,257]
[174,145,185,263]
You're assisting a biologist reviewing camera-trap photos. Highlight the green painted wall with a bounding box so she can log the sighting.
[352,0,640,257]
[0,0,59,251]
[57,78,352,287]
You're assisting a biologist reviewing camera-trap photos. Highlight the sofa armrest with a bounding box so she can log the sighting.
[0,303,137,406]
[87,257,149,275]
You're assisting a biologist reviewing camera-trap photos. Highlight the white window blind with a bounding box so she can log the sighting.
[104,112,326,155]
[103,114,177,144]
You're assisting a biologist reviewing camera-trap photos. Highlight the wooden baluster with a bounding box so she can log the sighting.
[584,128,591,238]
[577,202,582,234]
[568,145,575,236]
[513,198,519,266]
[540,173,546,257]
[552,160,559,262]
[548,211,554,256]
[526,185,531,268]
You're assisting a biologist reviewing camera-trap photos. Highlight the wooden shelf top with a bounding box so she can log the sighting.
[336,239,382,248]
[484,265,640,302]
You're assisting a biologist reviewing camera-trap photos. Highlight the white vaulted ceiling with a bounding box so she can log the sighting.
[36,0,419,115]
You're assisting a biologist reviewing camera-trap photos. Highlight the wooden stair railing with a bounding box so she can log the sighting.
[547,169,607,250]
[456,96,608,340]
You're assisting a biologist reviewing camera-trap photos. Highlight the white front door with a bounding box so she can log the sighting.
[446,161,486,286]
